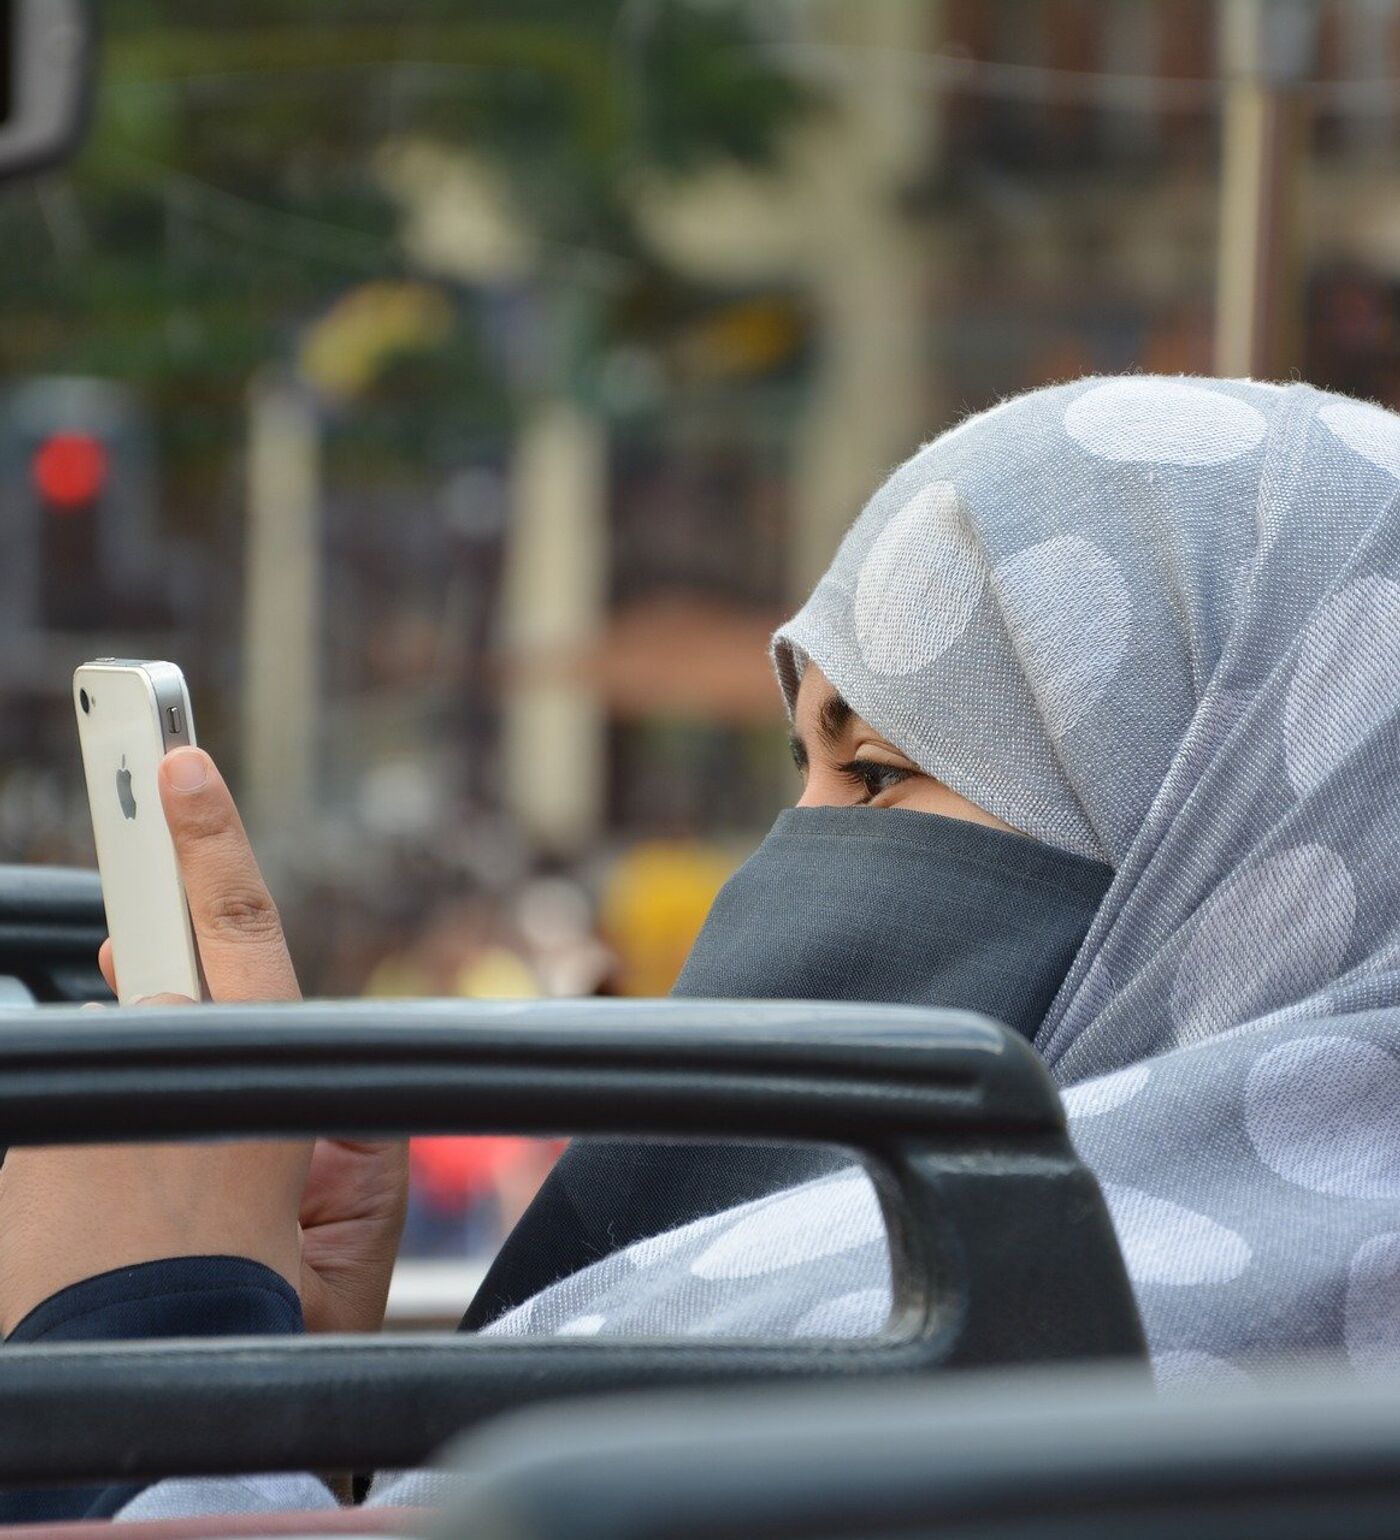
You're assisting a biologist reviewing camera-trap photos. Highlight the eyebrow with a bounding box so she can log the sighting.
[789,692,855,773]
[818,693,854,747]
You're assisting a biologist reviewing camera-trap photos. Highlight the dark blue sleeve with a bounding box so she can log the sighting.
[0,1255,304,1524]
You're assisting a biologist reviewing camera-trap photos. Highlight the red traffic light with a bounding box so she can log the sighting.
[32,431,108,511]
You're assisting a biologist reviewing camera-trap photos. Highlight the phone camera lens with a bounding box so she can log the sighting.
[79,689,90,715]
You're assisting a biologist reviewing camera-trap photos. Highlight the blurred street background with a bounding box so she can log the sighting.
[2,0,1398,1291]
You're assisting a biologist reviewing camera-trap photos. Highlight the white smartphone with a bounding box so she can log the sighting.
[74,660,202,1004]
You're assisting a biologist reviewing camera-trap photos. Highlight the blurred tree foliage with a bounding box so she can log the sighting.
[0,1,811,490]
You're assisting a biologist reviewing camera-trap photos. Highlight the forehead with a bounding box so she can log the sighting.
[794,661,836,712]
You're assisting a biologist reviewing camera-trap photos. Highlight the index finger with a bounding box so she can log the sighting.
[159,748,300,1003]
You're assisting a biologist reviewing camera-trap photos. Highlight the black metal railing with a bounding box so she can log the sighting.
[0,998,1145,1483]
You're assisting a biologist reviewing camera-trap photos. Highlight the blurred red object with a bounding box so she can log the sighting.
[409,1135,561,1218]
[32,431,108,509]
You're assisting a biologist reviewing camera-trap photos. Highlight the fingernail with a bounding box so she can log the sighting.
[166,748,208,793]
[80,1001,106,1012]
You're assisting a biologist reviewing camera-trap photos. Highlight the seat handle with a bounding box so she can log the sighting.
[0,999,1144,1484]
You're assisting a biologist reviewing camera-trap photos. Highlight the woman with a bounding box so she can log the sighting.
[9,373,1400,1520]
[470,372,1400,1373]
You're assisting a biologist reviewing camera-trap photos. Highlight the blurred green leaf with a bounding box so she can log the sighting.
[0,1,812,491]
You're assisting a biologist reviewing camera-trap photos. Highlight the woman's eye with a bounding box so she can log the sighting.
[838,758,914,801]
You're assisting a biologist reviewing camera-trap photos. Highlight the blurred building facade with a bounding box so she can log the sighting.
[2,0,1400,1003]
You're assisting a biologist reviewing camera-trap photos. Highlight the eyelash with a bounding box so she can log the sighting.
[836,758,914,803]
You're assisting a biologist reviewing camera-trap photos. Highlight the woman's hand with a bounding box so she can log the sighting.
[0,747,408,1337]
[297,1135,409,1336]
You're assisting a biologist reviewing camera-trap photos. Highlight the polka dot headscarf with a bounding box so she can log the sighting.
[473,377,1400,1392]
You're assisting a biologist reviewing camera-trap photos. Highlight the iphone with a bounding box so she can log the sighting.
[73,660,202,1003]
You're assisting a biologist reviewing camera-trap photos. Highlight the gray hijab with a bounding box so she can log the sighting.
[481,375,1400,1390]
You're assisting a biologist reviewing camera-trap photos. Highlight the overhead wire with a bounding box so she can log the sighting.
[756,39,1400,115]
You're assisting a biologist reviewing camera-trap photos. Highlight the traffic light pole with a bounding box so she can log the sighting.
[1214,0,1318,380]
[500,395,606,852]
[242,374,321,888]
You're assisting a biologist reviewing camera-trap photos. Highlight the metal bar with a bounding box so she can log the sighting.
[0,1334,953,1486]
[0,999,1058,1145]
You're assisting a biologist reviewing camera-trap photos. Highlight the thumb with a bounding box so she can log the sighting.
[159,748,299,1003]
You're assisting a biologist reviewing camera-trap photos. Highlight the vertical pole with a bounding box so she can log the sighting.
[1214,0,1318,380]
[788,0,939,600]
[500,397,606,851]
[242,374,321,882]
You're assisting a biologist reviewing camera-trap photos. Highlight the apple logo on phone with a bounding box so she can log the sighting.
[116,756,137,821]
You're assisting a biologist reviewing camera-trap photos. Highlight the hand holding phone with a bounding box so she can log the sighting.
[43,670,408,1337]
[75,656,310,1007]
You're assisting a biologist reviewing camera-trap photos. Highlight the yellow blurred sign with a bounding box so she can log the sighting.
[299,281,453,403]
[601,840,735,997]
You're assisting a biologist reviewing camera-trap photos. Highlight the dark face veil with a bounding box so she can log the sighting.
[464,807,1111,1327]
